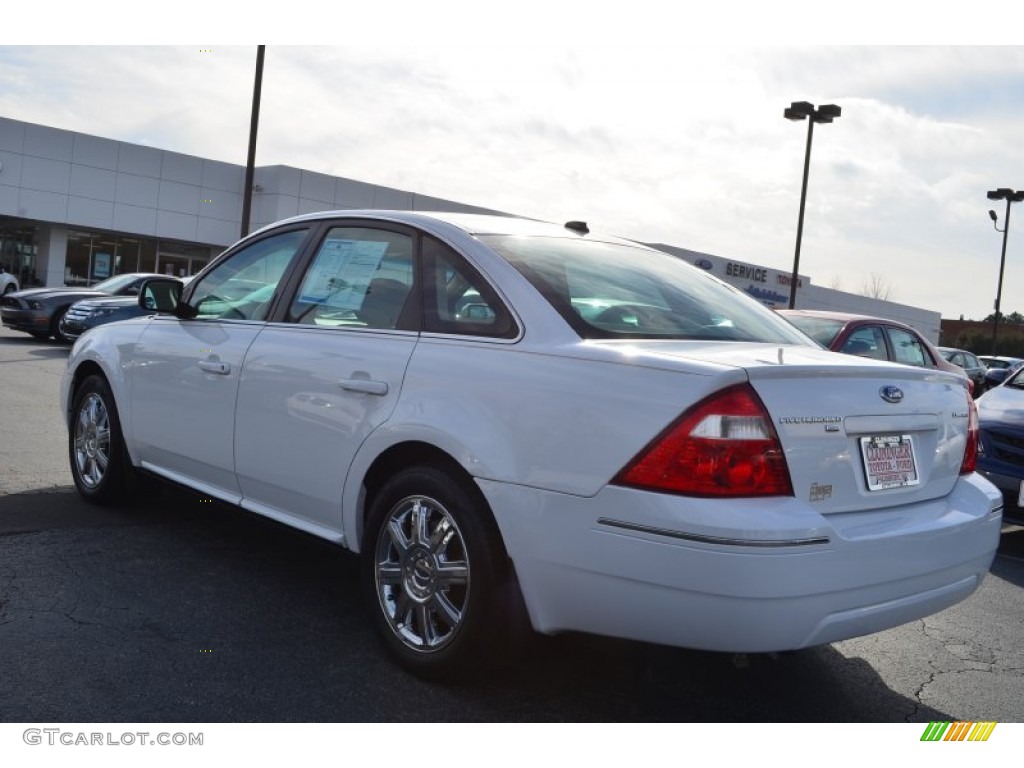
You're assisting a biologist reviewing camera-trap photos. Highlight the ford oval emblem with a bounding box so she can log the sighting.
[694,258,713,270]
[879,386,904,404]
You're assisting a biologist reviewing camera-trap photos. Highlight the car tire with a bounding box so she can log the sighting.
[69,374,135,505]
[360,464,522,680]
[51,306,73,343]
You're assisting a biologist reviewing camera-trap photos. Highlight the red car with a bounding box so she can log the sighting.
[778,309,970,390]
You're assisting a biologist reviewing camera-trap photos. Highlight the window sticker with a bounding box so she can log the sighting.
[299,239,389,310]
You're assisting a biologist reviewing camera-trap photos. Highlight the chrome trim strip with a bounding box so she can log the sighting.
[596,517,830,547]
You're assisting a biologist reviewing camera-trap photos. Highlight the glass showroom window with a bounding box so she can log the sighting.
[65,231,93,286]
[0,219,37,285]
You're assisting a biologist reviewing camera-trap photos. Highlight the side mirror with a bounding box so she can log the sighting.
[138,278,184,314]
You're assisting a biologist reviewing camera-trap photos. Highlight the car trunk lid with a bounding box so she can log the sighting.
[588,340,973,513]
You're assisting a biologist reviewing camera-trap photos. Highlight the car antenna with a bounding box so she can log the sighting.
[564,220,589,235]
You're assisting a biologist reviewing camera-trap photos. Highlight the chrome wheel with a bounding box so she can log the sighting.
[374,494,470,653]
[73,393,111,490]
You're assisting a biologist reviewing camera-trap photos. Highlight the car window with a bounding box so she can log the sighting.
[887,327,929,367]
[963,352,981,369]
[288,227,414,330]
[839,326,887,360]
[422,236,516,338]
[190,229,308,321]
[483,236,810,343]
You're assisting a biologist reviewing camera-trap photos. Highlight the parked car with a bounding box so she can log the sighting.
[777,310,970,389]
[979,355,1017,369]
[61,211,1002,678]
[978,356,1024,392]
[1,272,166,342]
[939,347,988,395]
[976,365,1024,524]
[59,276,193,342]
[0,266,19,295]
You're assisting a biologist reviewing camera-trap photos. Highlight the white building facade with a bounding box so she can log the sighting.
[0,115,940,341]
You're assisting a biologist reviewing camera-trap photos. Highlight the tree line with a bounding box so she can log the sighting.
[947,314,1024,358]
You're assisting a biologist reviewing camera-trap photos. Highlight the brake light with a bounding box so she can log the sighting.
[613,383,793,497]
[960,391,979,475]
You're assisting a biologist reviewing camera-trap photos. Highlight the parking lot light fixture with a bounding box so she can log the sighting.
[784,101,841,309]
[986,188,1024,353]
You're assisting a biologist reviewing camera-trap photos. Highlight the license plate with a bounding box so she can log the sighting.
[860,434,920,491]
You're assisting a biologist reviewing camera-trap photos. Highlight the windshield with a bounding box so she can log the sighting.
[92,274,142,294]
[1006,367,1024,389]
[481,236,811,343]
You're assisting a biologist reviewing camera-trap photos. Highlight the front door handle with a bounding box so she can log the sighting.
[198,360,231,375]
[339,379,389,396]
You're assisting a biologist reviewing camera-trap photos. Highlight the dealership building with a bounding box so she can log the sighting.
[0,115,941,341]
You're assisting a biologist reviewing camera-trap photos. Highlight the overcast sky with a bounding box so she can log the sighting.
[3,19,1024,320]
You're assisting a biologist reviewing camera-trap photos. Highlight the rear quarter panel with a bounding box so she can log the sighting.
[341,337,748,550]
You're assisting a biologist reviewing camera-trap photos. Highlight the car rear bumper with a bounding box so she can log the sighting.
[480,473,1003,652]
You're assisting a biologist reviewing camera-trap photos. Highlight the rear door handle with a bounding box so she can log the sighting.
[339,379,389,396]
[198,360,231,375]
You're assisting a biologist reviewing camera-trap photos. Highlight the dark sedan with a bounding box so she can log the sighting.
[977,365,1024,525]
[938,346,988,395]
[0,273,165,342]
[776,309,969,388]
[979,356,1024,392]
[59,276,191,342]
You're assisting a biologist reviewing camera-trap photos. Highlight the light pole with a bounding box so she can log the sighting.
[241,45,266,239]
[783,101,841,309]
[987,187,1024,353]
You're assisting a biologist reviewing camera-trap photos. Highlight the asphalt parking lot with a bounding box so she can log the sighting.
[1,324,1023,722]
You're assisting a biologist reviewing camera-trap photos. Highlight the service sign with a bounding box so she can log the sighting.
[860,434,920,491]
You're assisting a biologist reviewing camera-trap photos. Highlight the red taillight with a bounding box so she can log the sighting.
[960,392,979,475]
[613,383,793,497]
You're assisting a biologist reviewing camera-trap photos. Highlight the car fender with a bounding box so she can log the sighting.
[341,425,450,554]
[62,317,151,462]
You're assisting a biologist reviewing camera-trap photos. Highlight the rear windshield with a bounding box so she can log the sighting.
[480,235,812,344]
[780,315,844,347]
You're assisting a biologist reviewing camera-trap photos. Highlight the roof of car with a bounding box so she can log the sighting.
[251,209,641,245]
[776,309,917,328]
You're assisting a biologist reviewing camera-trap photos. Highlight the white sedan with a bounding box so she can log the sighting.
[61,210,1003,678]
[0,266,18,295]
